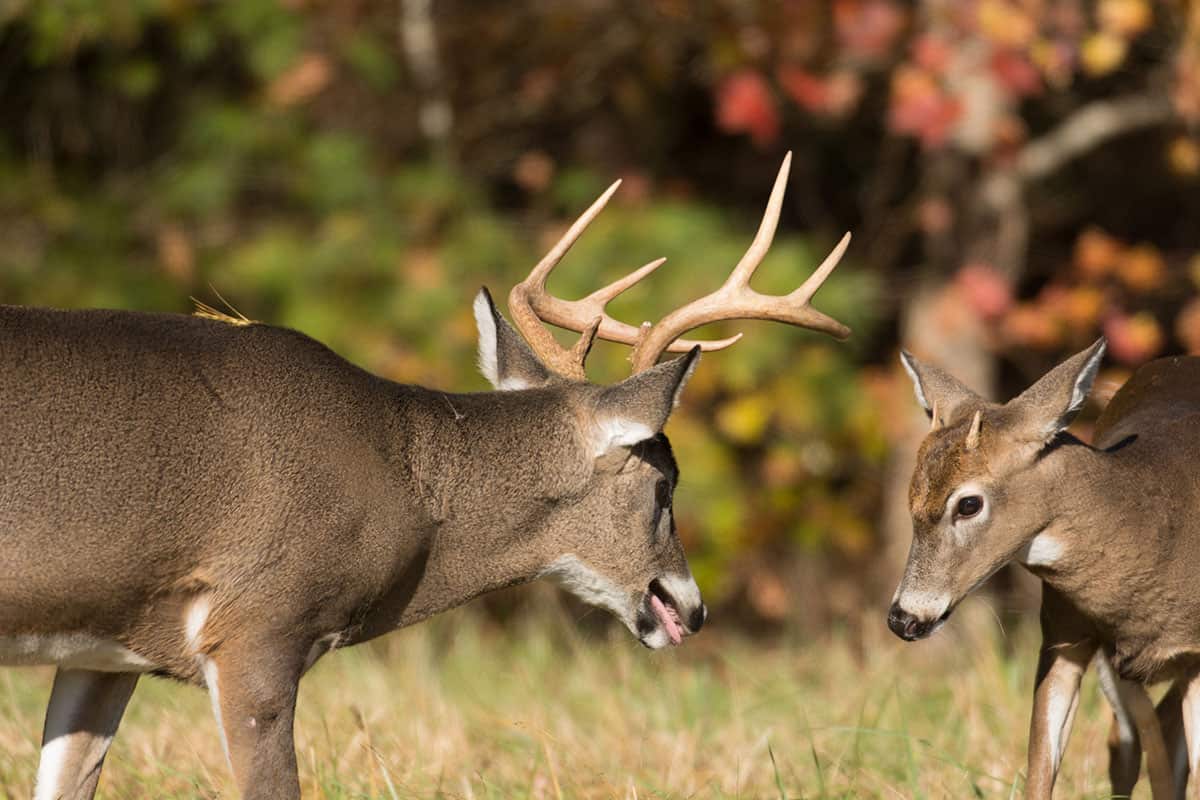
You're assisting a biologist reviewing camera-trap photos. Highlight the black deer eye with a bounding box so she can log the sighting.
[956,495,984,519]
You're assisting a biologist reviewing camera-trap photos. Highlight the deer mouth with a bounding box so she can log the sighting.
[647,579,684,646]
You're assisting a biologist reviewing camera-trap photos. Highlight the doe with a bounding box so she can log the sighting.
[891,340,1200,798]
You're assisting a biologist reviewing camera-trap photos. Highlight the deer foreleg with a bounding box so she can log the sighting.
[201,643,304,800]
[1026,638,1095,798]
[1097,654,1142,797]
[1153,680,1189,800]
[1177,671,1200,799]
[34,669,139,800]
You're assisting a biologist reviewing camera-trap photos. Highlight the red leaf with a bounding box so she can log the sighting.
[955,263,1013,320]
[716,70,781,148]
[889,66,963,149]
[778,67,828,113]
[990,50,1042,98]
[834,0,905,61]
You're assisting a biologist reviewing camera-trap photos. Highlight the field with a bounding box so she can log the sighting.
[0,599,1141,799]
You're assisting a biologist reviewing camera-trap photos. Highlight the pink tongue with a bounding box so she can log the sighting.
[650,595,683,645]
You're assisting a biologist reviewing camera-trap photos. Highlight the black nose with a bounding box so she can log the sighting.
[689,603,707,633]
[887,602,933,641]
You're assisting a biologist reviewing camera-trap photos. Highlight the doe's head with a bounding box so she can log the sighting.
[888,338,1106,641]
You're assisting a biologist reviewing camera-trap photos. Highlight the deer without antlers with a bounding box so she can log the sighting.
[891,342,1200,799]
[0,154,850,799]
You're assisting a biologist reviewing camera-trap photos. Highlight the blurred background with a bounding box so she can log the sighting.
[2,0,1198,636]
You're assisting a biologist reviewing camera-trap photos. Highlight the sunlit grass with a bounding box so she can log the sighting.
[0,598,1138,798]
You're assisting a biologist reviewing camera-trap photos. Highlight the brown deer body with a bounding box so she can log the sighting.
[891,343,1200,798]
[1,155,851,799]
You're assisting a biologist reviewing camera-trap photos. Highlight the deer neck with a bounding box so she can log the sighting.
[351,386,587,641]
[1012,436,1142,611]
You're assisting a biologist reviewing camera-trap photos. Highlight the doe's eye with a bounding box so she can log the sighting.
[956,495,984,518]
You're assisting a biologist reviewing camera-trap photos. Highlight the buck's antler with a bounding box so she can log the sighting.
[507,152,851,379]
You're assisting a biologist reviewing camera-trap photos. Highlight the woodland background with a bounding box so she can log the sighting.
[2,0,1199,634]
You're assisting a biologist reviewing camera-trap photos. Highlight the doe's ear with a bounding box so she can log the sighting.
[898,349,985,427]
[474,288,551,390]
[589,347,700,456]
[1007,338,1106,444]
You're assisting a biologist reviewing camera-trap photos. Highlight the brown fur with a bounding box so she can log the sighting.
[894,344,1200,798]
[1,298,706,799]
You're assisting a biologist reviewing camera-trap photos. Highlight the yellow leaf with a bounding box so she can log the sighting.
[1099,0,1152,37]
[1081,32,1128,76]
[715,394,772,444]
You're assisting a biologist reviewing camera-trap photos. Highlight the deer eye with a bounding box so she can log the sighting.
[955,495,984,519]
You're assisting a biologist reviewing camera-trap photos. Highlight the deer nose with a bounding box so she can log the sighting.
[689,603,707,633]
[887,602,930,641]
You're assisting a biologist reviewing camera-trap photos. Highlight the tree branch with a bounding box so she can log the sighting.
[1017,94,1174,182]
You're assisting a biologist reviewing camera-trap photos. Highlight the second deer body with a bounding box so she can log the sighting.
[892,342,1200,798]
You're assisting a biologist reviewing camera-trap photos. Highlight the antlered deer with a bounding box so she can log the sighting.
[890,341,1200,798]
[1,154,851,799]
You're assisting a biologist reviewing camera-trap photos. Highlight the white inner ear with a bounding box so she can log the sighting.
[473,291,533,391]
[473,292,501,389]
[899,351,932,412]
[592,416,655,456]
[1066,342,1106,419]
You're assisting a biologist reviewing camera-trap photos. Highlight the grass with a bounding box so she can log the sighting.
[0,598,1142,799]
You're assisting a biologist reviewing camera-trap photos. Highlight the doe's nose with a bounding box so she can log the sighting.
[887,602,931,641]
[688,602,707,633]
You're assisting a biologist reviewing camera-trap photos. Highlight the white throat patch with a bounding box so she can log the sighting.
[538,555,635,631]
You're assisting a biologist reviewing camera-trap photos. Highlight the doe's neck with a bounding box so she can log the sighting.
[1013,434,1134,589]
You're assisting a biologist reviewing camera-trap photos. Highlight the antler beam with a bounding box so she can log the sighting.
[508,151,852,379]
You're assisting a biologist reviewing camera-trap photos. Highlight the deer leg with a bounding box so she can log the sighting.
[1113,677,1176,799]
[1097,655,1141,797]
[1158,682,1189,799]
[1178,671,1200,799]
[1026,637,1095,799]
[201,644,304,800]
[34,669,139,800]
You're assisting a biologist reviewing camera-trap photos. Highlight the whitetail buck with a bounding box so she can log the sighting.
[1,154,851,799]
[890,340,1200,799]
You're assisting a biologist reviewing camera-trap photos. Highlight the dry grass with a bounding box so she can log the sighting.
[0,599,1143,799]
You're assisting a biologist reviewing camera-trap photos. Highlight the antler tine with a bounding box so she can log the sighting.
[528,256,742,353]
[628,152,852,373]
[510,182,749,381]
[507,181,621,380]
[725,150,791,289]
[791,231,851,304]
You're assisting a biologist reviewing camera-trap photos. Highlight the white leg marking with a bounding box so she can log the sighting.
[1096,657,1137,747]
[1181,675,1200,777]
[184,595,211,654]
[1044,683,1080,776]
[202,659,232,769]
[34,671,99,800]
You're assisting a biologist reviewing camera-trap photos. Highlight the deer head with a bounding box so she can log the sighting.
[475,153,851,648]
[888,339,1107,640]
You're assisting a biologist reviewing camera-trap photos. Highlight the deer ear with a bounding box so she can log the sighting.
[589,347,700,455]
[474,288,551,390]
[1008,338,1106,444]
[899,350,985,427]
